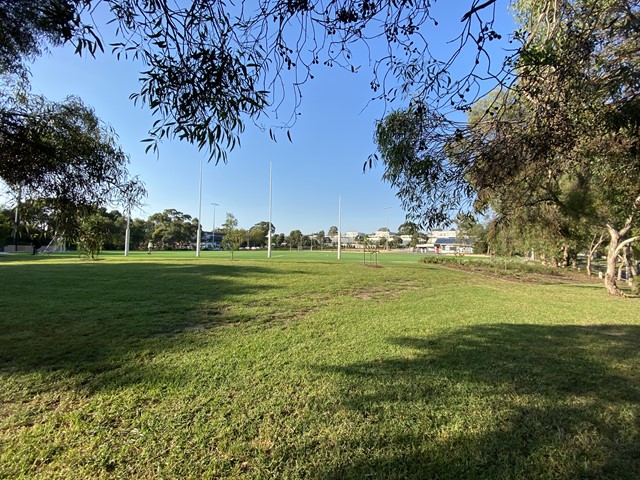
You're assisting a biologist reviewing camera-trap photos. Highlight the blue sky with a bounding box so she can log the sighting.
[24,1,515,235]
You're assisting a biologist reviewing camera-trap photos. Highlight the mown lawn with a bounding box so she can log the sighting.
[1,251,639,479]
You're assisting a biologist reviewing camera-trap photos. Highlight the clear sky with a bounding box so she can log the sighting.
[23,1,515,235]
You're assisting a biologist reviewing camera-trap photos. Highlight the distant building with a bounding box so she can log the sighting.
[397,234,428,247]
[415,230,474,254]
[399,235,414,246]
[344,231,363,240]
[202,231,224,250]
[329,233,360,246]
[368,229,392,244]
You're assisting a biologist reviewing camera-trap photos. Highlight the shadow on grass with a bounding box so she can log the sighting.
[0,261,285,376]
[318,323,640,480]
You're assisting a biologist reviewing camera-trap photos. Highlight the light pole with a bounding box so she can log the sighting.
[384,206,391,230]
[211,202,219,249]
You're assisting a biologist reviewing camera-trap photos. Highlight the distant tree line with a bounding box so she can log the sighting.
[1,202,433,256]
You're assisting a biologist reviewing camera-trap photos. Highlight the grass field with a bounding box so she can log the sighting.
[1,250,639,479]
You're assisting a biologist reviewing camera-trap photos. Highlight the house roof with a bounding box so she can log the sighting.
[435,237,457,244]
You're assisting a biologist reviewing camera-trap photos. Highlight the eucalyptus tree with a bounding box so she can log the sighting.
[0,0,96,80]
[397,221,422,247]
[220,212,238,233]
[474,0,640,294]
[0,207,12,245]
[249,221,275,247]
[148,209,196,249]
[128,217,153,250]
[2,197,54,245]
[375,0,640,295]
[76,208,119,259]
[0,2,145,237]
[0,95,145,240]
[288,230,303,249]
[397,222,418,236]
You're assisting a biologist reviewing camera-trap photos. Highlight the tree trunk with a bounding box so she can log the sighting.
[562,245,570,268]
[616,255,624,282]
[604,221,638,296]
[631,253,640,295]
[586,233,604,276]
[604,227,624,296]
[623,244,635,290]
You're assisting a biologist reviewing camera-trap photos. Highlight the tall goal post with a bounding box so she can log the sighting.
[268,161,273,259]
[338,195,342,260]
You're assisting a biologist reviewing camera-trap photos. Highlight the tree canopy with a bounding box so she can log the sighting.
[375,0,640,294]
[0,94,145,238]
[0,0,95,79]
[148,209,197,249]
[377,0,639,217]
[1,0,514,163]
[221,212,243,258]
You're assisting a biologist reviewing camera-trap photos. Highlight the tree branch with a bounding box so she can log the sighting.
[615,236,640,256]
[461,0,498,22]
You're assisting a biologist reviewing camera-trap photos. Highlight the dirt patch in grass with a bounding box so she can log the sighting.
[396,280,421,290]
[199,305,230,317]
[190,294,332,329]
[351,282,419,302]
[182,324,208,332]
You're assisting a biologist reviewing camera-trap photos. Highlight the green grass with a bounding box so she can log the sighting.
[1,251,639,479]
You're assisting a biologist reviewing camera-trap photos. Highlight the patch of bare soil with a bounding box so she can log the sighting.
[182,324,208,332]
[351,282,419,301]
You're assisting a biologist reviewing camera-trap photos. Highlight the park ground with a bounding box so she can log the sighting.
[1,250,639,479]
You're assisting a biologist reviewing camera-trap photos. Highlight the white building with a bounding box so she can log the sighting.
[415,229,474,254]
[329,231,363,246]
[368,229,392,244]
